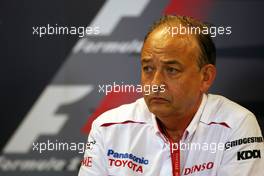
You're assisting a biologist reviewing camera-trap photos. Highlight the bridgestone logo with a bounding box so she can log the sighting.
[237,150,261,161]
[225,137,263,150]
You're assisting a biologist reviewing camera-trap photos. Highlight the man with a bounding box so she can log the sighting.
[78,15,264,176]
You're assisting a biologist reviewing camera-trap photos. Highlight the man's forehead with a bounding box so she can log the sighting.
[142,25,199,61]
[141,38,198,59]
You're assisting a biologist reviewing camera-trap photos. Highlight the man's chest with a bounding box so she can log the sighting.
[103,125,228,176]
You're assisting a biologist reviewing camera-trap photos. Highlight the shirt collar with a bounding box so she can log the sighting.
[151,113,167,142]
[184,93,207,139]
[151,93,208,141]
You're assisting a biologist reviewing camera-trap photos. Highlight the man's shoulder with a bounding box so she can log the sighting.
[205,94,256,129]
[92,97,152,128]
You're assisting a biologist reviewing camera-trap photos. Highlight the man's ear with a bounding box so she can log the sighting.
[200,64,216,93]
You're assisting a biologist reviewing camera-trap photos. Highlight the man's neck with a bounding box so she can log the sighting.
[157,95,203,143]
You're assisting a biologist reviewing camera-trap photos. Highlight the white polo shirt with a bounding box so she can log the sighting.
[78,94,264,176]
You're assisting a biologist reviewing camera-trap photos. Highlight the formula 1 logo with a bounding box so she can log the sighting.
[3,0,151,154]
[3,85,93,153]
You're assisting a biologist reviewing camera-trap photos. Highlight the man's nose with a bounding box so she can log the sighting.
[151,70,165,86]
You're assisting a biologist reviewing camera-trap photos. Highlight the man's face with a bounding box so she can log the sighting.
[141,25,205,118]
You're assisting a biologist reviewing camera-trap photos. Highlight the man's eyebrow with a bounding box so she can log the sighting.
[141,58,152,63]
[161,59,182,65]
[141,58,183,66]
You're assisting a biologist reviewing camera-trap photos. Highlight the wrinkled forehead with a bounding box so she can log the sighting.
[141,23,200,61]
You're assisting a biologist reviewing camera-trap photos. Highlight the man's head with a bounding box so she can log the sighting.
[141,15,216,119]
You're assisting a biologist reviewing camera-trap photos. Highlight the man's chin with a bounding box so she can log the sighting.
[148,105,171,118]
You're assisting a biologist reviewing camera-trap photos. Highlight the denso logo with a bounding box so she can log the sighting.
[183,162,214,175]
[237,150,261,161]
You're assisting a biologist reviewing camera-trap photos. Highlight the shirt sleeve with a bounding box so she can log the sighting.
[217,113,264,176]
[78,123,108,176]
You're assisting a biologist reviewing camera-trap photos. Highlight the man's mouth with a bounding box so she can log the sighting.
[149,97,169,104]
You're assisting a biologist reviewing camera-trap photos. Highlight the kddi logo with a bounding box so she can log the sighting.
[237,150,261,161]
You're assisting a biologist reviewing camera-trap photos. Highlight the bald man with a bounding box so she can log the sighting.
[79,15,264,176]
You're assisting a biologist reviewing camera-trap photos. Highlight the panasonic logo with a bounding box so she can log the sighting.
[107,149,149,165]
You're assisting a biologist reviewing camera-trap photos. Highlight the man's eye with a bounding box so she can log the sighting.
[166,67,178,74]
[143,66,153,73]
